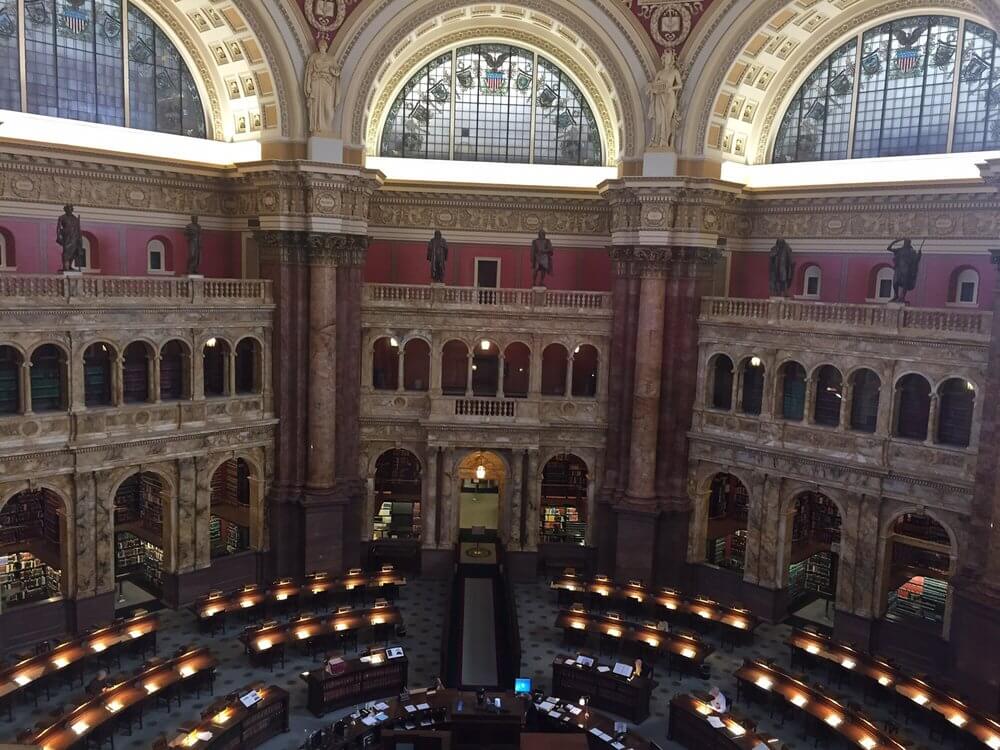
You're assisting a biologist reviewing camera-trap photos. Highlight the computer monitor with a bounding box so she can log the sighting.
[514,677,531,694]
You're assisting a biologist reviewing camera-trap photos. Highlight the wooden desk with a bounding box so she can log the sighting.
[549,575,757,634]
[28,647,218,750]
[165,683,289,749]
[734,659,905,749]
[668,693,781,749]
[190,585,266,622]
[239,605,403,656]
[302,647,408,716]
[315,688,525,749]
[550,655,653,723]
[788,629,1000,747]
[304,569,407,597]
[0,612,158,703]
[554,610,714,667]
[532,694,654,749]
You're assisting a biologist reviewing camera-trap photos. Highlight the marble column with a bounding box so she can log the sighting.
[306,255,338,495]
[73,472,98,598]
[497,353,505,398]
[438,448,455,548]
[508,450,524,550]
[625,268,668,502]
[522,449,540,552]
[600,261,633,499]
[396,348,405,392]
[925,394,940,444]
[20,362,31,415]
[176,458,197,573]
[423,446,439,548]
[192,335,205,401]
[465,353,474,396]
[150,355,161,404]
[564,353,573,397]
[93,470,117,595]
[193,456,212,570]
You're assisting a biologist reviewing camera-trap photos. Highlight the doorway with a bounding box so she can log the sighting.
[113,473,168,613]
[456,451,506,535]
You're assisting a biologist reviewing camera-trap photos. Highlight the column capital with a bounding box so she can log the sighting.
[305,233,368,267]
[609,245,722,279]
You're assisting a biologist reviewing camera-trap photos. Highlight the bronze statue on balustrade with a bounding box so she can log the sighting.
[427,229,448,283]
[531,229,553,287]
[185,215,203,275]
[888,238,922,303]
[768,238,794,297]
[56,204,84,272]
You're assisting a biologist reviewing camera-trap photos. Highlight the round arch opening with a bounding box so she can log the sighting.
[540,453,589,546]
[372,449,423,541]
[209,458,255,558]
[787,491,842,625]
[704,473,748,571]
[0,488,67,609]
[457,451,506,536]
[113,472,167,605]
[884,512,953,633]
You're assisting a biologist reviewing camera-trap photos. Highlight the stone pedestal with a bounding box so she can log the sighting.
[307,136,344,163]
[642,150,678,177]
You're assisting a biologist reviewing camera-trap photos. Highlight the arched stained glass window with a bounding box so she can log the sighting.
[0,0,206,138]
[380,43,602,166]
[773,15,1000,162]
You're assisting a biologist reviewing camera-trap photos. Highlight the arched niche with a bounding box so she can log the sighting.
[883,512,955,634]
[0,488,69,608]
[371,449,423,541]
[704,473,749,572]
[539,454,589,546]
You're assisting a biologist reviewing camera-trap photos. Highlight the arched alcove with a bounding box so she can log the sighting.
[786,491,842,620]
[707,354,734,410]
[372,449,423,541]
[0,488,67,608]
[503,343,530,398]
[456,451,506,535]
[372,336,400,391]
[403,339,430,391]
[209,458,253,558]
[884,513,954,633]
[739,357,765,415]
[441,340,469,396]
[159,339,190,401]
[571,345,599,397]
[704,473,749,571]
[202,337,230,397]
[30,344,67,412]
[849,368,881,433]
[122,341,153,404]
[113,472,167,601]
[895,374,932,441]
[540,454,589,545]
[83,342,115,407]
[0,346,23,415]
[779,361,806,421]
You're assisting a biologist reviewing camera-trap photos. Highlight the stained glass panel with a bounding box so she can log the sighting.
[380,43,603,166]
[773,14,997,162]
[9,0,204,136]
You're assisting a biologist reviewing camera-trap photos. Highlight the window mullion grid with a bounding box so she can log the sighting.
[876,22,894,157]
[528,51,537,163]
[17,0,26,110]
[448,49,456,160]
[986,30,999,150]
[121,0,130,127]
[944,18,964,152]
[915,18,931,153]
[846,33,863,157]
[504,46,511,162]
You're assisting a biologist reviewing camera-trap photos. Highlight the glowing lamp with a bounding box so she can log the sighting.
[949,714,967,727]
[389,337,398,348]
[92,642,107,652]
[13,675,31,686]
[213,708,233,725]
[336,622,348,631]
[348,568,363,576]
[791,694,808,707]
[750,356,762,367]
[179,665,195,678]
[664,602,678,610]
[755,676,773,690]
[371,616,385,625]
[53,657,69,669]
[698,610,711,619]
[276,593,288,601]
[480,340,490,351]
[646,638,659,648]
[571,621,586,630]
[825,714,843,727]
[842,658,856,670]
[475,464,486,480]
[206,337,217,348]
[240,599,254,609]
[597,589,609,597]
[912,693,929,705]
[858,737,877,750]
[106,699,123,713]
[145,682,159,694]
[806,643,820,654]
[71,720,89,735]
[182,732,200,747]
[297,629,310,640]
[878,676,892,686]
[204,607,220,617]
[986,736,1000,750]
[733,620,748,630]
[346,583,357,590]
[681,647,696,659]
[312,587,322,594]
[129,629,144,639]
[257,638,272,651]
[606,627,622,638]
[727,722,746,737]
[696,703,713,716]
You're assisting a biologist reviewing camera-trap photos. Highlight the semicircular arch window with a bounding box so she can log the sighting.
[379,43,602,166]
[773,15,1000,162]
[0,0,206,138]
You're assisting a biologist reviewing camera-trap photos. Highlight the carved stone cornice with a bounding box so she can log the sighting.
[256,230,309,265]
[369,189,610,236]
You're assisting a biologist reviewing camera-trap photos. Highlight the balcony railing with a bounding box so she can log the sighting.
[454,398,516,418]
[363,283,611,314]
[700,297,991,341]
[0,274,273,306]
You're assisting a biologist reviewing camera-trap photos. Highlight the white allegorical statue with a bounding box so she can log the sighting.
[647,49,684,150]
[304,37,341,136]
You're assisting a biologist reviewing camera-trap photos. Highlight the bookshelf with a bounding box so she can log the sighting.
[0,490,64,607]
[302,653,408,717]
[210,515,250,557]
[541,454,588,544]
[705,529,747,571]
[0,349,18,414]
[791,493,841,546]
[83,348,111,406]
[372,501,421,541]
[372,450,422,541]
[30,347,62,412]
[0,551,60,605]
[541,505,586,544]
[887,575,948,624]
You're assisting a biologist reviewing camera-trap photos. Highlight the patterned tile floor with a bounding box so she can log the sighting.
[3,578,937,749]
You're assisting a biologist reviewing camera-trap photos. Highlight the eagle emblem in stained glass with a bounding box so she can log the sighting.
[773,15,1000,162]
[60,0,89,36]
[380,43,602,166]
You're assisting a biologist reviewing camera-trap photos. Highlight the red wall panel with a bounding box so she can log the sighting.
[364,239,612,291]
[728,251,994,309]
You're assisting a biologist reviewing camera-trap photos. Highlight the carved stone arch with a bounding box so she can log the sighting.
[536,449,591,481]
[197,334,235,351]
[401,333,433,348]
[369,445,425,477]
[778,480,849,520]
[106,463,178,504]
[893,370,935,391]
[879,502,962,560]
[77,338,122,361]
[844,364,883,385]
[0,480,73,515]
[806,362,842,382]
[450,448,513,480]
[332,0,655,161]
[204,449,265,487]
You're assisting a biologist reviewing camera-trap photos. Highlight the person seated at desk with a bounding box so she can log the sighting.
[657,620,670,632]
[709,686,728,713]
[86,669,110,698]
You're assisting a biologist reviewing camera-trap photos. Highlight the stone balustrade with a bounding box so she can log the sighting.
[0,274,273,307]
[363,283,612,315]
[700,297,991,342]
[454,398,517,418]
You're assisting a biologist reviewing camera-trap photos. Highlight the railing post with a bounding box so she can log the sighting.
[191,276,204,304]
